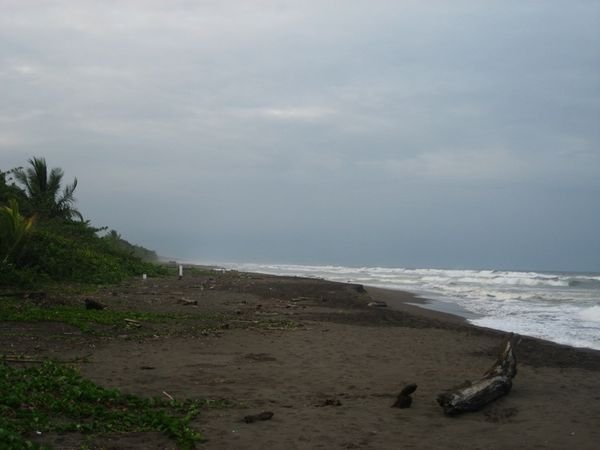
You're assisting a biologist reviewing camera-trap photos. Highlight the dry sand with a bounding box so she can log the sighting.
[3,270,599,449]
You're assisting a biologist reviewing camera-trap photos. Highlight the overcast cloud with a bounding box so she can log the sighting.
[1,0,599,271]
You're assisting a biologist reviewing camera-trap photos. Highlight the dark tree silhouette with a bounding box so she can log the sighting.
[14,157,82,221]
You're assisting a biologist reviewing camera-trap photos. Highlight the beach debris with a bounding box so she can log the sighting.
[124,318,141,328]
[354,284,367,293]
[162,391,174,401]
[202,277,217,290]
[367,301,387,308]
[243,411,274,423]
[437,333,519,415]
[84,298,105,310]
[24,291,47,300]
[177,297,198,306]
[244,352,277,362]
[316,398,342,407]
[392,383,418,409]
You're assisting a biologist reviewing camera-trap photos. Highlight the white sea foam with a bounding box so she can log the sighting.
[223,262,600,350]
[577,306,600,323]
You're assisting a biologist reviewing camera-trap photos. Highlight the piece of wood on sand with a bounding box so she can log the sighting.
[437,333,519,415]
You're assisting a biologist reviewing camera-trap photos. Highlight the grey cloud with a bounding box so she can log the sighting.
[1,0,598,270]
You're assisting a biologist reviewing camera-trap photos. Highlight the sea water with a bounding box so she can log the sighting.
[225,263,600,351]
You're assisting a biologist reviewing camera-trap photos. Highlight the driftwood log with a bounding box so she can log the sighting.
[437,334,518,415]
[392,383,418,409]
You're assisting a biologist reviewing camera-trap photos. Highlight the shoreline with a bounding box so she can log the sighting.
[219,263,600,352]
[366,284,600,354]
[365,285,470,324]
[210,268,600,371]
[229,268,600,355]
[361,282,600,367]
[4,268,600,449]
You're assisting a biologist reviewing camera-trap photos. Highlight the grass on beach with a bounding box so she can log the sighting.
[0,298,298,337]
[0,299,182,333]
[0,361,221,449]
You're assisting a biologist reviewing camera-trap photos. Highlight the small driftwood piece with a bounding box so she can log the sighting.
[177,298,198,306]
[124,318,142,328]
[243,411,274,423]
[392,383,418,409]
[437,334,518,415]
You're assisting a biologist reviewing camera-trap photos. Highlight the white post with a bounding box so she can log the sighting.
[142,273,147,281]
[178,264,183,280]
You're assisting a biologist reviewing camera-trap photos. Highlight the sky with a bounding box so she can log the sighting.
[1,0,599,272]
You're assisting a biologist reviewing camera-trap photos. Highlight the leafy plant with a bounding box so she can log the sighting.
[0,167,27,208]
[102,229,159,262]
[1,157,166,288]
[0,362,208,449]
[0,199,35,268]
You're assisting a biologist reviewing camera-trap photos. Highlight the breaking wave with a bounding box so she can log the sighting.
[224,263,600,350]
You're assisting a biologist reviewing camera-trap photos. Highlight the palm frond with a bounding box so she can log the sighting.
[61,177,78,203]
[12,157,82,220]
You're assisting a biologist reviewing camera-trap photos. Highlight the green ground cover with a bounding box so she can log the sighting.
[0,361,215,449]
[0,299,180,332]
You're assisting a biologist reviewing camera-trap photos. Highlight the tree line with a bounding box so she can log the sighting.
[1,157,164,287]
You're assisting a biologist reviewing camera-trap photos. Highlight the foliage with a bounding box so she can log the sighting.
[13,157,82,221]
[102,229,159,262]
[11,227,165,286]
[0,361,206,449]
[0,199,35,268]
[1,158,166,287]
[0,167,27,208]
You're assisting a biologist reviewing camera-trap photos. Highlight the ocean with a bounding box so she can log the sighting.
[224,263,600,351]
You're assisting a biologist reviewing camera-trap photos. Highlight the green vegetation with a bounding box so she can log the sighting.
[0,299,180,333]
[102,229,159,263]
[0,157,164,287]
[0,361,211,449]
[0,199,35,269]
[13,156,81,221]
[0,158,224,448]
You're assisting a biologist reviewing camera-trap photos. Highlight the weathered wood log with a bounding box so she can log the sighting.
[392,383,418,409]
[437,333,518,415]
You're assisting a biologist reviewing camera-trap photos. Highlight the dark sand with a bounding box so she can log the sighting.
[2,271,599,449]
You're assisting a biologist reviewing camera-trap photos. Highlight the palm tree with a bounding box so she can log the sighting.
[14,157,83,221]
[0,199,35,267]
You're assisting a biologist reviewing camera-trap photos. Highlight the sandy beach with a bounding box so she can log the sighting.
[3,270,599,449]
